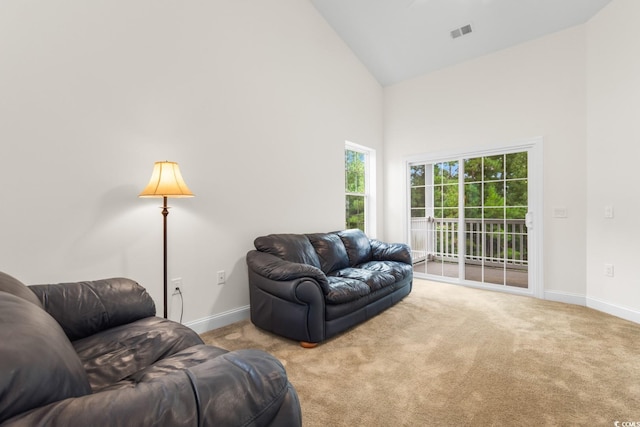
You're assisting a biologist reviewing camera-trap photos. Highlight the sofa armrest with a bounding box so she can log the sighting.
[2,377,200,427]
[247,251,327,343]
[370,240,413,265]
[2,347,301,427]
[247,250,329,292]
[29,278,156,342]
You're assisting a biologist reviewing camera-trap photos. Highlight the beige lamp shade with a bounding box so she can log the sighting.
[139,161,194,198]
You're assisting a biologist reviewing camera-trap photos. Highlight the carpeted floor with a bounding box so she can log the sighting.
[200,279,640,426]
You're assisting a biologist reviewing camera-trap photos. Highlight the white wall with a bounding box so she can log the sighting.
[0,0,383,330]
[586,0,640,321]
[383,0,640,323]
[383,26,588,299]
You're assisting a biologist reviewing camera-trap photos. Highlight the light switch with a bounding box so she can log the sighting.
[604,206,614,219]
[552,207,568,218]
[604,264,614,277]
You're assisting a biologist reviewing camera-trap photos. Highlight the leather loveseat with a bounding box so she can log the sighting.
[246,229,412,347]
[0,271,301,427]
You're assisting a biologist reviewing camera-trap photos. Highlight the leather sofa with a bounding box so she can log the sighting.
[246,229,413,347]
[0,271,301,427]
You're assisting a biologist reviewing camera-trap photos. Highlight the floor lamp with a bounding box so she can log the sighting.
[139,161,194,318]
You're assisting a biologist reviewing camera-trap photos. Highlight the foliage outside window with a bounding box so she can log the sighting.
[410,153,527,220]
[409,151,528,264]
[345,148,366,232]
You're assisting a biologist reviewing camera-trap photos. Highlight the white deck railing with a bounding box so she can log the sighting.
[410,217,528,269]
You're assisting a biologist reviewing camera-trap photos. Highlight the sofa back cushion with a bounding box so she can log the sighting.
[338,229,372,266]
[306,233,350,274]
[254,234,321,269]
[30,278,157,342]
[0,271,42,307]
[0,292,92,424]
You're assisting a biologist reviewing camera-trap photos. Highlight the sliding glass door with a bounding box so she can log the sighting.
[409,145,536,291]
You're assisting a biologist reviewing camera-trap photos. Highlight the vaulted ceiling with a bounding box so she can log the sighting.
[310,0,613,86]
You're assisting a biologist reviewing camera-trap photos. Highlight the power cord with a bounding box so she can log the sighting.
[173,287,184,324]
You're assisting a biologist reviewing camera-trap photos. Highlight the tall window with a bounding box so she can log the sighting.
[345,142,376,236]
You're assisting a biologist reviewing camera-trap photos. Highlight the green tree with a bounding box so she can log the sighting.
[412,153,528,220]
[345,150,366,230]
[410,165,426,217]
[345,150,365,193]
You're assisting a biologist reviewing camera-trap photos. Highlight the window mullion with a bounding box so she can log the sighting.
[458,158,465,280]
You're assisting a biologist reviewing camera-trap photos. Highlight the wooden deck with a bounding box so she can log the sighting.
[413,260,528,289]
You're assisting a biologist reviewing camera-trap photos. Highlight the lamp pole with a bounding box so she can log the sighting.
[162,196,169,319]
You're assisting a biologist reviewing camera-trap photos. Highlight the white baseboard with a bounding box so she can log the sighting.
[586,297,640,324]
[545,290,640,324]
[185,305,250,335]
[544,290,587,306]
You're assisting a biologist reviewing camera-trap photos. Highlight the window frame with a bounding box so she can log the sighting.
[345,141,376,237]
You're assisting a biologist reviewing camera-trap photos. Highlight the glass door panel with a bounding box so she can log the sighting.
[411,161,460,278]
[409,151,529,289]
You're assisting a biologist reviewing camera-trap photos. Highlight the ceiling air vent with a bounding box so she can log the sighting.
[451,23,473,39]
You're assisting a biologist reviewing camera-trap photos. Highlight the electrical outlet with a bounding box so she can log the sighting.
[217,270,226,285]
[172,277,184,294]
[604,264,614,277]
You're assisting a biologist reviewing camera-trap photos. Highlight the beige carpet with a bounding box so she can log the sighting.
[201,280,640,426]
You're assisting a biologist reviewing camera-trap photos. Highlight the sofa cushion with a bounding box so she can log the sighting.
[73,316,204,391]
[357,260,414,281]
[254,234,322,269]
[307,233,350,274]
[0,271,42,307]
[324,276,371,304]
[337,229,373,266]
[0,292,91,424]
[30,278,156,341]
[329,267,397,292]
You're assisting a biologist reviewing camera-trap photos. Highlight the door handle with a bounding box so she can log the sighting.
[525,212,533,229]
